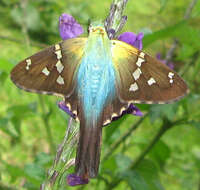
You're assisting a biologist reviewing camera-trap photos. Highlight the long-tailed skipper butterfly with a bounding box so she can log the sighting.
[10,22,189,179]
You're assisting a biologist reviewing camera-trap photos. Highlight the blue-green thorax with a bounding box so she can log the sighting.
[77,26,116,121]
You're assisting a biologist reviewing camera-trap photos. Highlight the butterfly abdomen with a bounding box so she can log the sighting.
[75,34,116,177]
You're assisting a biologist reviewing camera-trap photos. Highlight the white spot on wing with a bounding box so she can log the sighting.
[26,59,32,70]
[136,58,145,67]
[129,82,138,91]
[55,44,60,50]
[66,103,71,110]
[112,113,118,118]
[26,59,32,65]
[158,101,165,104]
[120,107,126,114]
[56,60,64,73]
[168,72,174,78]
[72,110,77,115]
[132,68,142,80]
[146,101,153,104]
[133,100,142,104]
[168,72,174,84]
[103,119,111,126]
[42,67,50,76]
[56,75,64,85]
[147,77,156,86]
[55,50,62,59]
[140,52,145,58]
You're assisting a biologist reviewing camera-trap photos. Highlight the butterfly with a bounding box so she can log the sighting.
[10,21,189,179]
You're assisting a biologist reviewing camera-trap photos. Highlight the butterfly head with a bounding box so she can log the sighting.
[88,21,106,36]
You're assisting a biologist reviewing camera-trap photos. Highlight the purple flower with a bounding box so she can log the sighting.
[58,101,76,119]
[118,32,144,50]
[156,53,174,70]
[67,174,89,186]
[59,13,84,40]
[123,104,143,117]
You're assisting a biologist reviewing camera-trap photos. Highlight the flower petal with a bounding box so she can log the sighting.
[128,104,143,116]
[59,13,84,40]
[134,32,144,50]
[118,32,136,46]
[118,32,144,50]
[67,174,89,186]
[58,101,76,119]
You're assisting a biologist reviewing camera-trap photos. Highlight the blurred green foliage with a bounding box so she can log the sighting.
[0,0,200,190]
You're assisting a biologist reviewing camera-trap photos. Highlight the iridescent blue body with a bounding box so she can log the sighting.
[77,26,116,123]
[75,23,117,178]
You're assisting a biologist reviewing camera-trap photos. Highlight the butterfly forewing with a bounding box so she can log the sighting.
[111,40,189,104]
[11,38,87,97]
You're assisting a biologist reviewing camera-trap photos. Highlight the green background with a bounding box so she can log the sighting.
[0,0,200,189]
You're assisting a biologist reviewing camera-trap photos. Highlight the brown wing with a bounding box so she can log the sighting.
[10,37,87,98]
[111,40,189,105]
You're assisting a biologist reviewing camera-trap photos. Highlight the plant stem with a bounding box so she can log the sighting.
[105,0,128,38]
[20,0,31,53]
[38,95,55,153]
[184,0,198,20]
[165,0,198,64]
[102,113,148,162]
[106,121,173,189]
[40,117,79,190]
[130,122,170,169]
[53,117,73,166]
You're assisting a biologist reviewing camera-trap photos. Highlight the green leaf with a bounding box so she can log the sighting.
[149,103,179,122]
[104,116,126,145]
[7,102,37,119]
[119,159,164,190]
[34,152,53,166]
[11,4,41,31]
[4,163,25,182]
[23,182,38,190]
[10,116,21,137]
[120,170,149,190]
[143,19,200,48]
[135,159,159,179]
[177,44,197,60]
[24,163,45,185]
[143,21,186,47]
[188,120,200,129]
[148,140,171,168]
[0,58,13,72]
[159,0,168,13]
[101,156,117,173]
[115,154,132,172]
[0,71,8,85]
[0,118,19,138]
[135,159,165,190]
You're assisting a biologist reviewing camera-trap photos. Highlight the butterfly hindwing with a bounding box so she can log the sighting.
[111,40,189,104]
[11,37,87,97]
[102,97,129,126]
